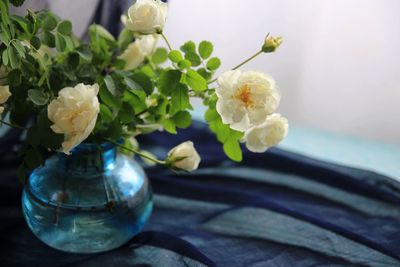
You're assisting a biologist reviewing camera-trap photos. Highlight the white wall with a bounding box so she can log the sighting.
[164,0,400,143]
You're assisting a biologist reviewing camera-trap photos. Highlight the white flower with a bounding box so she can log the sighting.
[118,34,158,70]
[167,141,201,171]
[0,85,11,114]
[48,83,100,154]
[216,70,280,132]
[244,113,288,153]
[125,0,168,34]
[0,85,11,105]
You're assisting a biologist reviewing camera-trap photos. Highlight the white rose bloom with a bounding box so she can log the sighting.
[0,85,11,104]
[216,70,280,132]
[118,34,158,70]
[0,85,11,114]
[48,83,100,154]
[168,141,201,171]
[244,113,288,153]
[125,0,168,34]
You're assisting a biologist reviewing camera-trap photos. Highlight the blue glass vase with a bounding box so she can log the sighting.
[21,142,153,253]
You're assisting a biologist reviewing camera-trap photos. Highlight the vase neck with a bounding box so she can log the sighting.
[57,143,117,173]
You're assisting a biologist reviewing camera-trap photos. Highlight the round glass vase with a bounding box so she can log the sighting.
[21,142,153,253]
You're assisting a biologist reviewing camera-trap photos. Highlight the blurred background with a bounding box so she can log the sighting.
[10,0,400,177]
[164,0,400,143]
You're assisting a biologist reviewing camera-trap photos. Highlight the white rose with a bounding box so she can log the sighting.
[0,85,11,114]
[125,0,168,34]
[118,34,158,70]
[168,141,201,171]
[244,113,288,153]
[216,70,281,132]
[48,83,100,154]
[0,85,11,105]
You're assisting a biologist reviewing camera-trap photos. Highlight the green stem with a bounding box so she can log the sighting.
[160,32,172,51]
[0,119,27,130]
[106,139,166,165]
[207,49,263,84]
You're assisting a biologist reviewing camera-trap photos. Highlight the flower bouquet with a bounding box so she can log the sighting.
[0,0,288,253]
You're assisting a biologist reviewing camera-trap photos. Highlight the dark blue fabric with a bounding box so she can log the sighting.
[1,121,400,266]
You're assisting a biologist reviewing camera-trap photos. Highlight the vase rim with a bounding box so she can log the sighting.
[69,140,122,154]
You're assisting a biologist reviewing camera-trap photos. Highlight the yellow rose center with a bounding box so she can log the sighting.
[235,84,254,108]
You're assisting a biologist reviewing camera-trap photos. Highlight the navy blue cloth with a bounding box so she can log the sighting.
[1,122,400,266]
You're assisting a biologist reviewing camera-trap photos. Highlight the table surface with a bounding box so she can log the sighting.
[1,121,400,267]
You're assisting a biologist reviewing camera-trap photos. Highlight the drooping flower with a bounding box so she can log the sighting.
[244,113,288,153]
[216,70,280,132]
[125,0,168,34]
[167,141,201,171]
[48,83,100,154]
[118,34,158,70]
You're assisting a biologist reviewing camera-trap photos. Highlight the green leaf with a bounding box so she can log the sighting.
[119,102,136,124]
[57,20,72,35]
[8,69,21,86]
[55,33,66,52]
[106,119,123,140]
[178,59,191,70]
[13,41,26,59]
[168,50,183,63]
[206,57,221,71]
[28,89,49,106]
[100,104,113,124]
[151,47,168,64]
[104,75,116,96]
[197,68,212,81]
[123,76,140,91]
[158,69,182,95]
[67,52,80,68]
[2,49,9,66]
[185,69,207,91]
[170,84,190,115]
[180,41,196,54]
[99,86,121,110]
[63,35,74,51]
[172,111,192,128]
[89,24,116,42]
[223,137,243,162]
[76,45,92,61]
[42,31,55,47]
[198,41,213,59]
[131,72,153,95]
[184,52,201,67]
[11,15,31,35]
[118,28,134,49]
[42,14,58,31]
[8,45,20,68]
[30,36,41,50]
[162,119,177,134]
